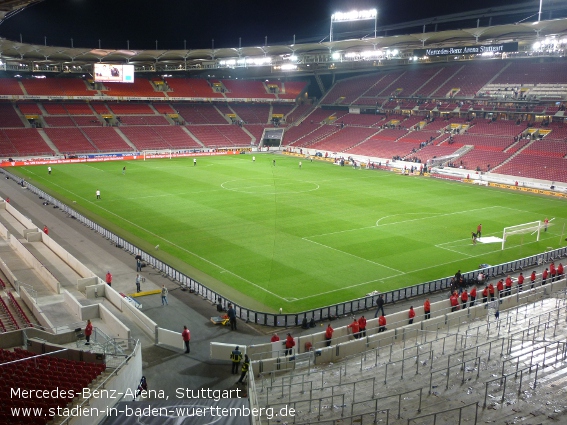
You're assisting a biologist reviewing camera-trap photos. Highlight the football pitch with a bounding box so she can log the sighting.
[13,154,567,313]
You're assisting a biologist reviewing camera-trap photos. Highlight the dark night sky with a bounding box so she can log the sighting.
[0,0,532,50]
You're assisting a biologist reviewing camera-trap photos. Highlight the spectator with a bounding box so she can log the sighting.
[408,306,415,324]
[325,324,334,347]
[43,225,49,235]
[542,268,548,285]
[558,263,564,279]
[182,326,190,353]
[550,262,556,282]
[530,271,536,289]
[424,298,431,320]
[270,333,280,343]
[161,284,168,306]
[517,273,524,292]
[105,271,112,287]
[488,283,495,301]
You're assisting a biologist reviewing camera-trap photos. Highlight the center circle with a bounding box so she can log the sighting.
[221,178,319,194]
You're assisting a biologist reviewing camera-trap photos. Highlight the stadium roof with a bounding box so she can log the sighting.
[2,18,567,66]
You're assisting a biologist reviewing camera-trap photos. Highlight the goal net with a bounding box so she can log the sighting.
[143,149,172,160]
[501,221,542,250]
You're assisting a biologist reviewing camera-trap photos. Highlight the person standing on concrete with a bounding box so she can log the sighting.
[347,318,360,339]
[460,289,468,309]
[470,286,477,306]
[227,304,237,331]
[408,306,415,324]
[488,283,495,301]
[43,225,49,235]
[105,271,112,287]
[505,275,513,296]
[284,333,295,356]
[517,273,524,292]
[230,346,242,375]
[182,326,190,353]
[378,314,387,332]
[161,284,168,305]
[325,324,333,347]
[135,274,141,293]
[542,268,548,285]
[358,315,367,337]
[271,333,280,343]
[424,299,431,320]
[236,354,249,384]
[85,319,93,345]
[374,294,385,318]
[530,271,536,289]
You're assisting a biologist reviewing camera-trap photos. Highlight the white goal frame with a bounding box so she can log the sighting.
[143,149,172,160]
[502,221,541,250]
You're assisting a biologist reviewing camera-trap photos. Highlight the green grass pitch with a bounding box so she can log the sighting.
[13,154,567,313]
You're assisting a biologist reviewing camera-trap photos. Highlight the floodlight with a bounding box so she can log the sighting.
[331,52,340,60]
[532,41,541,50]
[330,8,378,42]
[281,64,297,71]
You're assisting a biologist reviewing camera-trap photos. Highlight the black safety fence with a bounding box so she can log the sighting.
[10,171,567,328]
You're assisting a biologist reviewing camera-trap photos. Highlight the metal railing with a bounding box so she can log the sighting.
[7,169,567,326]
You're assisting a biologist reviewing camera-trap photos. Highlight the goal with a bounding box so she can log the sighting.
[501,221,542,250]
[143,149,172,160]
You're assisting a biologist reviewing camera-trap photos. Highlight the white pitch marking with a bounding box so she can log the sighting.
[301,237,403,273]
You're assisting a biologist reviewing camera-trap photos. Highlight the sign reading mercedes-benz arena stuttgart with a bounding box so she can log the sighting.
[413,42,518,57]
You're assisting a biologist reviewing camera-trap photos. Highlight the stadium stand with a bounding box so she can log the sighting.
[0,103,25,128]
[20,78,93,96]
[81,127,133,152]
[44,127,97,154]
[103,80,164,97]
[173,103,228,124]
[2,128,53,156]
[165,78,224,98]
[0,78,25,96]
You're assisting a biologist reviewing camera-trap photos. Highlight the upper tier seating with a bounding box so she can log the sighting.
[2,129,53,156]
[0,78,24,96]
[380,67,441,97]
[0,104,25,128]
[337,114,386,127]
[279,81,308,100]
[433,61,507,97]
[20,78,92,96]
[322,74,382,105]
[174,103,228,124]
[165,78,223,98]
[285,104,313,124]
[72,116,103,126]
[222,80,275,99]
[414,66,460,97]
[466,120,524,137]
[90,103,111,115]
[492,61,567,85]
[103,80,163,97]
[271,104,295,120]
[44,128,97,154]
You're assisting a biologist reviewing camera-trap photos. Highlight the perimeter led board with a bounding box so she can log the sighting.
[94,63,134,83]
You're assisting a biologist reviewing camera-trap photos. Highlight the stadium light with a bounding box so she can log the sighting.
[330,9,378,42]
